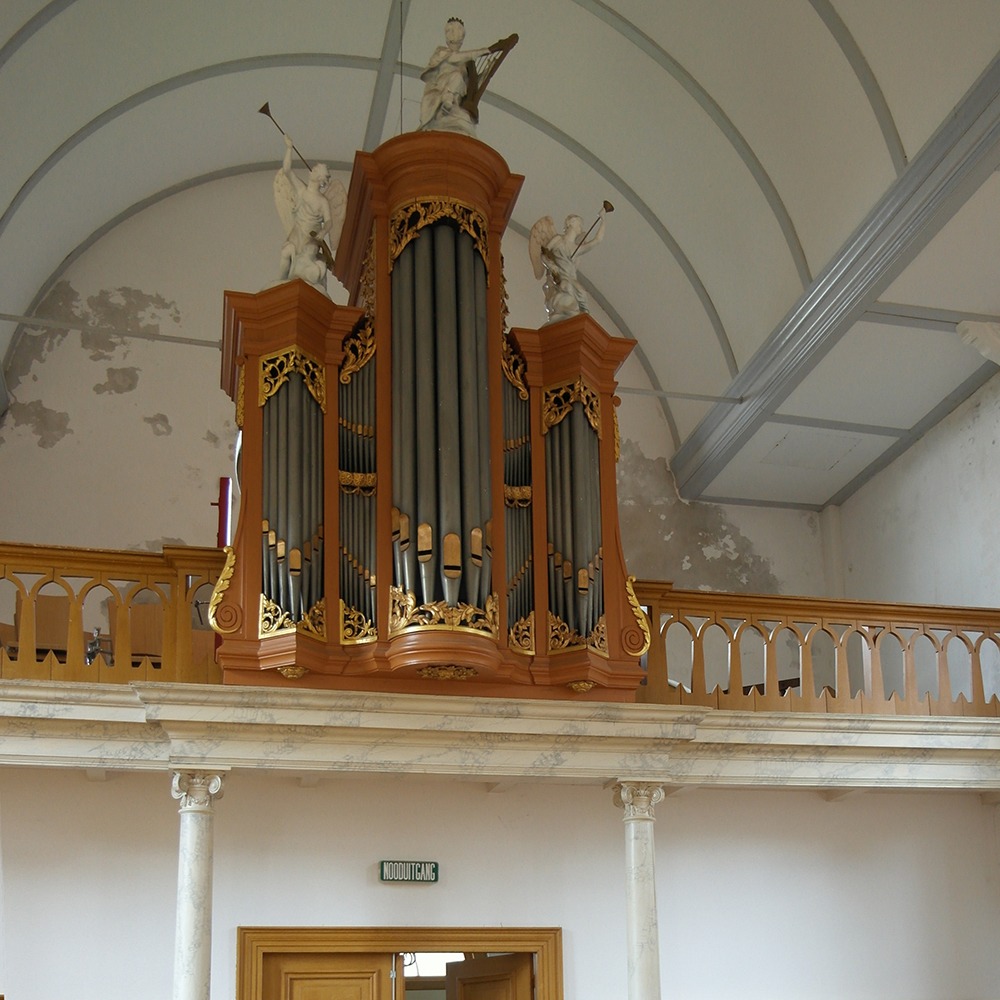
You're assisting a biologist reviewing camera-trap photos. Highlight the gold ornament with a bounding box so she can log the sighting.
[417,665,478,681]
[260,347,325,411]
[389,199,490,276]
[542,377,601,436]
[207,546,240,635]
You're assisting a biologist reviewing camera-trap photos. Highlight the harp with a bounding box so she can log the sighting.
[462,33,519,123]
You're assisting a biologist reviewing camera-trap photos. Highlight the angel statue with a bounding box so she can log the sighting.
[274,134,346,296]
[418,19,518,135]
[529,204,611,323]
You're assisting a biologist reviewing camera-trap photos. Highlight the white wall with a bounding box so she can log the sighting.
[840,370,1000,607]
[2,767,999,1000]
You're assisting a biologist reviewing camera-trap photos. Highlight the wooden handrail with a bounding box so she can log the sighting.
[632,580,1000,717]
[3,544,998,716]
[0,542,226,685]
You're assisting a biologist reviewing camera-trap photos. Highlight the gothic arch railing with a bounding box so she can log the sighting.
[633,581,1000,717]
[3,545,1000,717]
[0,542,225,684]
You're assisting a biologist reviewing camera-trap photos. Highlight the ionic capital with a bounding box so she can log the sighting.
[613,781,665,821]
[171,770,225,812]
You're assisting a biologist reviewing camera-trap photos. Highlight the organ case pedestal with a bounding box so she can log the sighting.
[212,131,648,700]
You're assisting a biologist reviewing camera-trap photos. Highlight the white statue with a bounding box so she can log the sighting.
[273,135,346,295]
[529,205,611,323]
[418,19,517,135]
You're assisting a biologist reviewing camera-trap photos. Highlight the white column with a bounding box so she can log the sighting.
[171,770,225,1000]
[615,781,665,1000]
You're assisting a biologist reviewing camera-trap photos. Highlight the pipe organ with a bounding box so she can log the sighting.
[211,131,649,699]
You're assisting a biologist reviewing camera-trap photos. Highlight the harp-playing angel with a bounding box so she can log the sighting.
[528,206,609,323]
[418,19,518,135]
[274,134,346,295]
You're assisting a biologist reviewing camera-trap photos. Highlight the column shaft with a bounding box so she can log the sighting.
[171,771,224,1000]
[615,781,665,1000]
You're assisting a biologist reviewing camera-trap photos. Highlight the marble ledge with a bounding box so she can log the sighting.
[134,681,706,741]
[0,680,999,791]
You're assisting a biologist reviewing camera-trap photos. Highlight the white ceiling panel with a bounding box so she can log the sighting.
[776,319,986,429]
[702,422,900,507]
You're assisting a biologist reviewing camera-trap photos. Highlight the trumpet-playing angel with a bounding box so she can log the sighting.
[273,135,346,295]
[528,207,608,323]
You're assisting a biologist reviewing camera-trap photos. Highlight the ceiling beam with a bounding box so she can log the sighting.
[363,0,411,150]
[671,53,1000,500]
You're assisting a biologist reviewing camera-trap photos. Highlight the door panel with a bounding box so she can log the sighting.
[263,951,399,1000]
[445,953,533,1000]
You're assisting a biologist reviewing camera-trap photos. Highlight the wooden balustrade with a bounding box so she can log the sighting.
[633,581,1000,716]
[0,542,226,685]
[3,545,999,716]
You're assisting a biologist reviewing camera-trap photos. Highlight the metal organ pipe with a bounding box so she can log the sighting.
[391,220,493,617]
[474,259,492,610]
[457,232,482,608]
[434,225,462,608]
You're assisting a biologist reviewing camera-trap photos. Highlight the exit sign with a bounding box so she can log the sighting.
[379,860,439,883]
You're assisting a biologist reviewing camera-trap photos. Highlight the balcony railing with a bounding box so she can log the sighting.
[3,544,999,717]
[0,542,225,685]
[633,581,1000,717]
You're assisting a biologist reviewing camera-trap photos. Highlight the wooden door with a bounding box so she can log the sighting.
[445,954,533,1000]
[262,950,400,1000]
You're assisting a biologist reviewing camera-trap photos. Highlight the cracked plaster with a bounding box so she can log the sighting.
[618,437,781,593]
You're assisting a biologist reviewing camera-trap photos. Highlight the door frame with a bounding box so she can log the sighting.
[237,926,563,1000]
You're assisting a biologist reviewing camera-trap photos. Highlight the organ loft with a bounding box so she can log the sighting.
[209,23,650,700]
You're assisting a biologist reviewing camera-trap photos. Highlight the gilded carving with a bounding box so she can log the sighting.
[568,680,595,693]
[299,598,326,641]
[503,484,532,507]
[548,611,585,651]
[390,585,499,638]
[207,546,240,635]
[390,586,417,633]
[339,470,377,495]
[542,377,601,437]
[590,615,608,655]
[341,601,377,644]
[509,612,535,654]
[418,665,478,681]
[499,255,509,334]
[547,610,608,656]
[501,334,529,400]
[277,665,309,680]
[340,317,376,384]
[260,594,295,636]
[623,575,652,657]
[236,365,245,429]
[260,347,326,411]
[359,225,376,317]
[389,199,490,275]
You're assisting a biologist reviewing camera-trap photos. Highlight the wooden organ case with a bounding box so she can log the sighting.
[211,131,650,700]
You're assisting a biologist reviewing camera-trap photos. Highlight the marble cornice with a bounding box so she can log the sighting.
[0,680,998,791]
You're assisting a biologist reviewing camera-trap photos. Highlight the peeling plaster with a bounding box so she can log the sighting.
[5,400,72,448]
[8,281,183,386]
[144,413,172,436]
[617,438,781,593]
[85,287,180,342]
[94,367,140,394]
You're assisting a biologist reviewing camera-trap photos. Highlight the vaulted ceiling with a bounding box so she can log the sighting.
[4,0,1000,509]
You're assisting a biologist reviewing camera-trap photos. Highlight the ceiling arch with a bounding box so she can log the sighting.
[3,0,1000,510]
